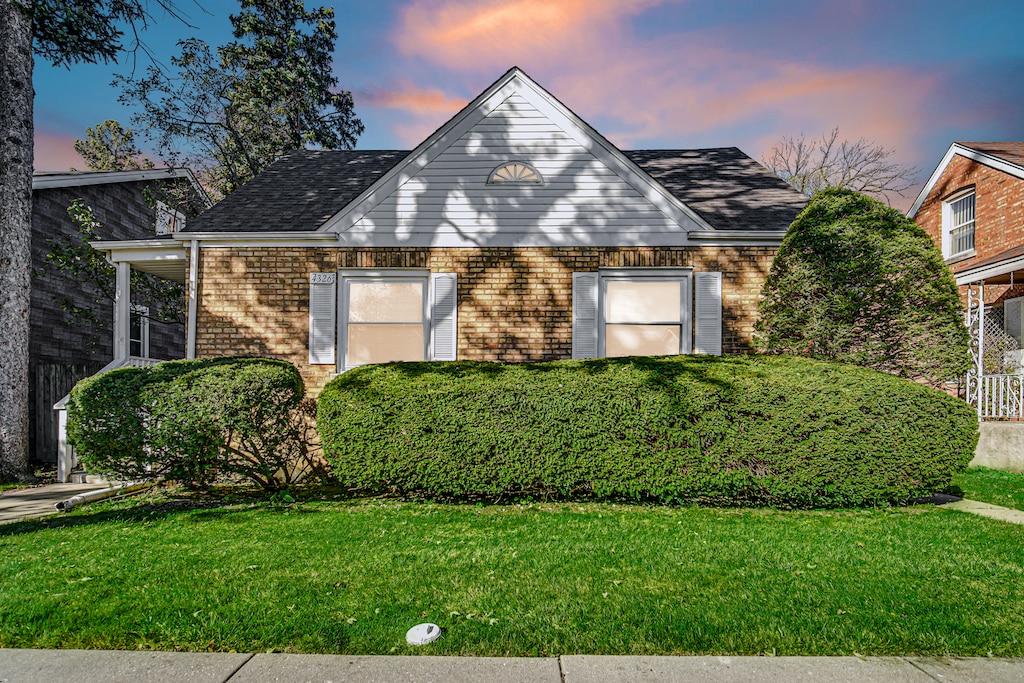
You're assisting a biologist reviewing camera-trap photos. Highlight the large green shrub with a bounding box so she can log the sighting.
[756,188,970,386]
[318,356,977,508]
[68,357,320,490]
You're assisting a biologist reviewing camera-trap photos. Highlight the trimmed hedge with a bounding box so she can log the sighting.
[68,357,318,490]
[318,355,978,507]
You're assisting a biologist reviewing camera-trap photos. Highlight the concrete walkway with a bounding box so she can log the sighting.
[943,498,1024,525]
[0,483,106,525]
[2,650,1024,682]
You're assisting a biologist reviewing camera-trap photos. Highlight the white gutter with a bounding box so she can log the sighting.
[54,481,152,512]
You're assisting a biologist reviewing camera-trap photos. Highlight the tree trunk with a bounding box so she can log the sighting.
[0,0,34,482]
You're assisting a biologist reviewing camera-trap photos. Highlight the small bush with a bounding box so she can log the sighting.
[68,357,322,490]
[318,356,978,508]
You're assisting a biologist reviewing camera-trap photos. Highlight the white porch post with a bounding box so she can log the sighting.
[186,239,199,360]
[113,261,131,359]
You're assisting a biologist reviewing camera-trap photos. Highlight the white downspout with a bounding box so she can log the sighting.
[186,239,199,360]
[113,262,131,359]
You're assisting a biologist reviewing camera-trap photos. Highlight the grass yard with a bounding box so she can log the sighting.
[2,489,1023,657]
[952,467,1024,511]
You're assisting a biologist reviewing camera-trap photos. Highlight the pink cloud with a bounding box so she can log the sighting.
[358,84,468,113]
[34,130,87,172]
[385,0,936,199]
[395,0,667,71]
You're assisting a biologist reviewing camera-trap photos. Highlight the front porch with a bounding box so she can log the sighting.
[959,247,1024,420]
[53,239,192,482]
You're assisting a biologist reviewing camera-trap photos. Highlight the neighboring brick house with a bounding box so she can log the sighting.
[92,67,806,399]
[31,168,207,465]
[908,142,1024,374]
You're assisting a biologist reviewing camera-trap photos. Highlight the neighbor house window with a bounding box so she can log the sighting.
[943,190,975,259]
[487,161,543,184]
[155,201,186,235]
[129,305,149,357]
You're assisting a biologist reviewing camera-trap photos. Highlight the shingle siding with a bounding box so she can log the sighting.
[30,179,189,463]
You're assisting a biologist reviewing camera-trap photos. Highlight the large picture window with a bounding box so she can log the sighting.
[341,275,428,369]
[604,279,686,357]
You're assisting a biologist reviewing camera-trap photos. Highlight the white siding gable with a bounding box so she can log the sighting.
[326,69,709,248]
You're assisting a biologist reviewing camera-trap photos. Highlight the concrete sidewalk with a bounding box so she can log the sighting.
[0,483,106,525]
[2,650,1024,683]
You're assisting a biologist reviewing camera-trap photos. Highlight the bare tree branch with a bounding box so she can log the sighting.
[762,127,919,205]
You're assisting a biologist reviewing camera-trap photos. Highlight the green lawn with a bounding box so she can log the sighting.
[2,489,1023,656]
[952,467,1024,511]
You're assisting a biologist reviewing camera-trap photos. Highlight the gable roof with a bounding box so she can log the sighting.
[184,68,805,239]
[907,141,1024,218]
[185,147,803,234]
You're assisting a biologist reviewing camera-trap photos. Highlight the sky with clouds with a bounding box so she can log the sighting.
[34,0,1024,209]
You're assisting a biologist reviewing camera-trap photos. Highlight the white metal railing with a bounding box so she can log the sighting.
[978,374,1024,419]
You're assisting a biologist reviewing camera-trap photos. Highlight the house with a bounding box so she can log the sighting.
[31,168,207,468]
[909,142,1024,419]
[89,67,807,403]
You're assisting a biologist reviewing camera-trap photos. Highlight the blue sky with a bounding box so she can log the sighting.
[34,0,1024,209]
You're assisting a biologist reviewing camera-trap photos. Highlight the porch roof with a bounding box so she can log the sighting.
[955,244,1024,286]
[90,238,188,283]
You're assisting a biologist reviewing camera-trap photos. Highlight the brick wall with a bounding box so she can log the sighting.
[195,245,776,395]
[915,154,1024,304]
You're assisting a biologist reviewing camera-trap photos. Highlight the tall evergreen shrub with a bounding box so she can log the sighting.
[755,188,970,386]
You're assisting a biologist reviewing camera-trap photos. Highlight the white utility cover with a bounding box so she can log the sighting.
[406,623,442,646]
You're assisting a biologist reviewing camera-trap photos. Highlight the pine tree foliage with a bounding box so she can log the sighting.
[755,188,970,386]
[120,0,363,197]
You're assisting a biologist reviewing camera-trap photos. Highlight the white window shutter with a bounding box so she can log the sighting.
[694,272,722,356]
[431,273,458,361]
[308,273,336,365]
[1006,297,1023,345]
[572,272,599,359]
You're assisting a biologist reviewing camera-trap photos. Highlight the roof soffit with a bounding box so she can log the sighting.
[319,67,713,236]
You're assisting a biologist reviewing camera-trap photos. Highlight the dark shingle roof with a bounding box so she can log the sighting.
[958,142,1024,169]
[186,150,406,232]
[624,148,807,232]
[186,147,806,233]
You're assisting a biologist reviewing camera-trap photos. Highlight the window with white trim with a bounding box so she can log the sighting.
[155,201,186,235]
[308,269,458,370]
[342,276,428,368]
[487,161,543,185]
[603,276,691,357]
[129,304,150,358]
[942,189,975,260]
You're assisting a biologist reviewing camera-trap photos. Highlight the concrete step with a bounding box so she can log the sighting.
[68,471,110,485]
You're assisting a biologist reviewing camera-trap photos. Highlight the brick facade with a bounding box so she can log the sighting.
[915,154,1024,304]
[195,245,777,395]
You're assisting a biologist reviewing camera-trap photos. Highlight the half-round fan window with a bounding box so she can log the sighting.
[487,161,543,185]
